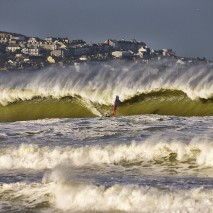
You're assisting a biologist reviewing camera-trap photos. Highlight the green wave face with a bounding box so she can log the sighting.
[0,61,213,122]
[1,90,213,122]
[0,99,95,122]
[116,90,213,117]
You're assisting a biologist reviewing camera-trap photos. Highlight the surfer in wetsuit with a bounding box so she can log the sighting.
[112,96,119,116]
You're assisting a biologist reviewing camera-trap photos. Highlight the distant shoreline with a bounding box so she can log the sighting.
[0,31,211,72]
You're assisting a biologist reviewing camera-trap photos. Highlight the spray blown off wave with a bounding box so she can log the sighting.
[0,60,213,121]
[0,139,213,170]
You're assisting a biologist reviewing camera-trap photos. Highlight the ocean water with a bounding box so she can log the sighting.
[0,59,213,212]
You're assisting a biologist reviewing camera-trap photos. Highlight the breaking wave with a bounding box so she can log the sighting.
[0,60,213,121]
[50,182,213,213]
[1,180,212,213]
[0,139,213,170]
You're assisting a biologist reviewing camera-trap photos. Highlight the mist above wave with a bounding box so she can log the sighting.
[0,59,213,106]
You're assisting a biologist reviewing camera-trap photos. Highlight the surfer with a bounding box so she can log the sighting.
[103,95,119,117]
[112,95,119,116]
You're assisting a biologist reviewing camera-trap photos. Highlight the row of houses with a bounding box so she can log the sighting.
[0,32,151,58]
[0,31,182,71]
[4,37,70,57]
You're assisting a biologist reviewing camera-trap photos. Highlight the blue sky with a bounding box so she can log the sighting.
[0,0,212,59]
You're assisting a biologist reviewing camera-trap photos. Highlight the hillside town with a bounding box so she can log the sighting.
[0,31,210,71]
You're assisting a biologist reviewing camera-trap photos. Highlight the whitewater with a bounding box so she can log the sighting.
[0,59,213,212]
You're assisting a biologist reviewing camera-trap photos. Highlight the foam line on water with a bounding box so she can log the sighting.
[52,182,213,212]
[0,138,213,170]
[0,182,53,210]
[0,179,212,212]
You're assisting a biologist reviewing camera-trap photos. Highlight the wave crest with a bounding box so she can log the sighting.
[0,61,213,120]
[0,140,213,170]
[0,61,213,106]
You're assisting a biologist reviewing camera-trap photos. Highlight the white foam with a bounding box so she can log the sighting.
[45,166,213,212]
[0,182,53,210]
[0,61,212,106]
[0,138,213,170]
[0,178,212,213]
[51,181,213,213]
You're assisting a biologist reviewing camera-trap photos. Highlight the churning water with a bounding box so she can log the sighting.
[0,60,213,212]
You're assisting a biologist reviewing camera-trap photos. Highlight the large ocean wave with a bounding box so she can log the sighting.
[0,60,213,121]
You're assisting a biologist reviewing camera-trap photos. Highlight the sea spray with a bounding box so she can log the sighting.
[0,60,213,120]
[43,167,213,213]
[0,114,213,212]
[52,183,213,212]
[0,138,213,170]
[1,178,212,213]
[0,60,213,106]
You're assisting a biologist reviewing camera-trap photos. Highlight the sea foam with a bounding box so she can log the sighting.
[0,178,212,213]
[0,139,213,170]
